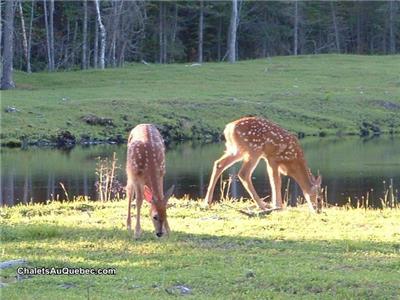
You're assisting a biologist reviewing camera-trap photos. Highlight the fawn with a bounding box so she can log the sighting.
[204,116,322,212]
[126,124,174,238]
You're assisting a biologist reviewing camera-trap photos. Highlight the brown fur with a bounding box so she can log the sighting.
[204,117,322,212]
[126,124,172,238]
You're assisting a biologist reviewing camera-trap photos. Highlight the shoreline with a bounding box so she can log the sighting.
[2,129,397,149]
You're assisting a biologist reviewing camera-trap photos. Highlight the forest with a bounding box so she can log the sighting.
[1,0,399,88]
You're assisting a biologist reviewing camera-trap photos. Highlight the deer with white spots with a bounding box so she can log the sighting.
[126,124,174,238]
[204,116,322,212]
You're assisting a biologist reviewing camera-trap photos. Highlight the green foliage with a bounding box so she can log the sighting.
[1,55,399,146]
[0,199,399,299]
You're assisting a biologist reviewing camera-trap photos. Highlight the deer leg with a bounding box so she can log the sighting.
[266,161,283,209]
[134,184,143,239]
[304,194,316,213]
[204,152,242,205]
[126,182,134,232]
[238,157,267,210]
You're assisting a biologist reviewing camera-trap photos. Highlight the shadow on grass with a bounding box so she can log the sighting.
[2,223,399,299]
[2,222,398,256]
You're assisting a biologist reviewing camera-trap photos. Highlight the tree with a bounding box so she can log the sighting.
[94,11,99,68]
[43,0,51,70]
[293,0,299,55]
[330,1,341,53]
[1,0,16,89]
[18,1,29,72]
[159,2,167,63]
[49,0,55,70]
[389,0,397,54]
[95,0,106,69]
[228,0,238,63]
[27,0,35,73]
[0,0,2,53]
[82,0,88,69]
[198,0,204,63]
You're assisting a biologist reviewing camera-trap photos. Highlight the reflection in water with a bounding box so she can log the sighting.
[1,137,399,206]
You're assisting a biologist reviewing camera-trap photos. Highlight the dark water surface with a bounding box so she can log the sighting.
[1,137,399,206]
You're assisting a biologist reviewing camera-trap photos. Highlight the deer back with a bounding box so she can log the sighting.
[127,124,166,202]
[226,117,306,164]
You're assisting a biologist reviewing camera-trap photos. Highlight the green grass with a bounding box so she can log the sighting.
[1,199,399,299]
[1,54,400,145]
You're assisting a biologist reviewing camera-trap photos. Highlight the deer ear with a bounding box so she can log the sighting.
[144,185,153,203]
[315,175,322,187]
[163,185,175,203]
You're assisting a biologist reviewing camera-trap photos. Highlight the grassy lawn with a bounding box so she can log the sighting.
[1,54,400,146]
[1,199,399,299]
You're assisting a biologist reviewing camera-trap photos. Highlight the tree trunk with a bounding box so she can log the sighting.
[0,0,2,54]
[111,0,118,67]
[18,1,29,72]
[94,15,99,68]
[389,0,396,54]
[356,2,361,54]
[294,0,299,56]
[163,3,167,64]
[159,2,165,63]
[82,0,88,69]
[198,0,204,63]
[43,0,52,71]
[1,0,15,89]
[95,0,106,69]
[330,1,340,53]
[64,20,70,68]
[71,20,78,67]
[27,0,34,73]
[217,15,222,61]
[49,0,55,70]
[228,0,238,63]
[171,3,178,62]
[110,0,123,68]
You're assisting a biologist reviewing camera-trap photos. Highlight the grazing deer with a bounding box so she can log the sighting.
[204,116,322,212]
[126,124,174,238]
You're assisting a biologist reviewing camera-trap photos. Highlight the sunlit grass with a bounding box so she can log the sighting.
[1,198,399,299]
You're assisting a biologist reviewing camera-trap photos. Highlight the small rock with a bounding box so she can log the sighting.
[4,106,19,113]
[199,215,222,221]
[129,284,142,289]
[59,283,76,289]
[245,270,255,278]
[166,285,192,295]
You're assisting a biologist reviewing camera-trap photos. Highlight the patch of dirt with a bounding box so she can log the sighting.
[371,100,400,111]
[81,114,114,126]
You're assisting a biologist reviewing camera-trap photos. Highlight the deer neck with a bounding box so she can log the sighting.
[289,160,314,198]
[147,168,164,203]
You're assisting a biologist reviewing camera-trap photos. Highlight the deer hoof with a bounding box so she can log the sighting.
[201,201,211,210]
[134,229,142,239]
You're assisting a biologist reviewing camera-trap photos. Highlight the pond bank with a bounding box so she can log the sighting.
[2,55,400,147]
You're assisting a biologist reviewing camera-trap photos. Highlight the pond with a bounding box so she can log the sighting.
[1,136,399,207]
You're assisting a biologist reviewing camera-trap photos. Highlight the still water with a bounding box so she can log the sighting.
[1,137,399,206]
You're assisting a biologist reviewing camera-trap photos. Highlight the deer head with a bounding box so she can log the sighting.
[145,185,175,237]
[309,174,322,213]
